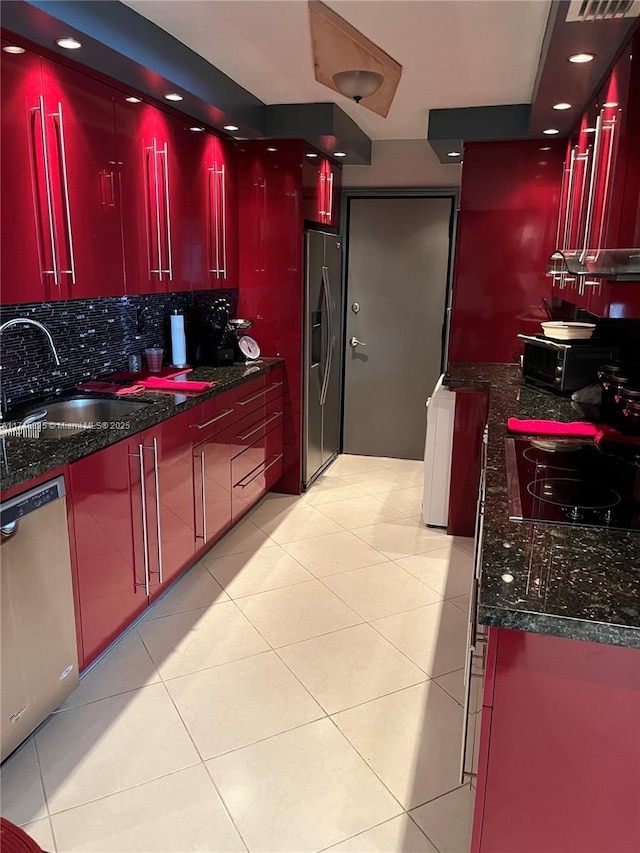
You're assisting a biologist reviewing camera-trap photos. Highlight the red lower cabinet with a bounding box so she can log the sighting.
[193,431,233,551]
[472,628,640,853]
[69,439,147,669]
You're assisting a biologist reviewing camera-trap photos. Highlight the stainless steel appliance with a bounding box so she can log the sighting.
[1,476,79,761]
[518,334,620,393]
[303,229,342,488]
[505,436,640,532]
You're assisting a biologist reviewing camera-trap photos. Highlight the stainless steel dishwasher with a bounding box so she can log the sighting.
[1,475,79,762]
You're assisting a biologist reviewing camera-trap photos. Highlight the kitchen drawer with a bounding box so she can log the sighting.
[233,370,284,413]
[224,396,284,459]
[231,424,283,520]
[191,396,237,440]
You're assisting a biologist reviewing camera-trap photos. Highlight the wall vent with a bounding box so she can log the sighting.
[566,0,640,21]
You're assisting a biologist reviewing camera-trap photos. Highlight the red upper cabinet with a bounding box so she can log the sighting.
[1,42,48,304]
[189,132,239,290]
[39,59,125,300]
[1,44,124,303]
[302,154,341,227]
[115,99,191,293]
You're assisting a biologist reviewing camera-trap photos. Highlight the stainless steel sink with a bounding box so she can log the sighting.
[18,397,150,440]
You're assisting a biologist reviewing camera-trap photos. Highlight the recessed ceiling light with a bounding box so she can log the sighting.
[56,37,82,50]
[305,153,318,158]
[2,45,26,54]
[568,52,595,64]
[447,151,461,157]
[334,151,347,157]
[266,147,278,152]
[543,128,560,135]
[223,124,239,131]
[553,102,572,110]
[603,101,618,108]
[164,93,183,102]
[189,126,205,132]
[126,96,142,103]
[540,146,552,151]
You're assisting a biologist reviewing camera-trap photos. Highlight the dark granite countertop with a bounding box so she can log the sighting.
[0,359,284,493]
[445,363,640,649]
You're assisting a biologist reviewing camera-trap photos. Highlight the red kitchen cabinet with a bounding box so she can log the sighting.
[1,44,124,303]
[115,98,191,293]
[472,628,640,853]
[447,389,489,537]
[302,154,341,227]
[1,41,47,304]
[68,438,147,669]
[189,132,239,289]
[134,409,196,598]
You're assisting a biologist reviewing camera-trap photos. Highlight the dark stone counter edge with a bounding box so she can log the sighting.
[480,605,640,650]
[0,359,284,493]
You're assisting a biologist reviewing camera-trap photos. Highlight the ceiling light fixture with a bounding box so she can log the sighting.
[164,92,183,102]
[126,96,142,103]
[543,128,560,135]
[447,151,461,157]
[603,101,618,107]
[189,126,205,132]
[305,153,318,158]
[540,146,552,151]
[568,52,595,63]
[553,102,572,110]
[266,147,278,152]
[56,37,82,50]
[3,45,26,54]
[223,124,239,131]
[334,152,347,157]
[332,69,384,103]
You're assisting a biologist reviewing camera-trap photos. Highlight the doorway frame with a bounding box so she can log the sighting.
[338,187,460,453]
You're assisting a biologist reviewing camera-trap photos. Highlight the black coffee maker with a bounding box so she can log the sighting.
[192,298,243,366]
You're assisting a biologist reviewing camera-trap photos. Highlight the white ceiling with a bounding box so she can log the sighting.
[123,0,552,141]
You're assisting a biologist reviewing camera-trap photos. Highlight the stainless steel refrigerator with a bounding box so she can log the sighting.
[303,229,342,488]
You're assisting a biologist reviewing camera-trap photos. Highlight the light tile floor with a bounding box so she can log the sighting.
[1,454,474,853]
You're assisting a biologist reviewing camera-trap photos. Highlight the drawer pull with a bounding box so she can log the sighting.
[195,408,233,430]
[235,411,283,442]
[237,380,284,406]
[236,453,283,489]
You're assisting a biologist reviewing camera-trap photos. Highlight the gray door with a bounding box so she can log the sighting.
[343,197,453,459]
[303,230,324,484]
[322,234,342,465]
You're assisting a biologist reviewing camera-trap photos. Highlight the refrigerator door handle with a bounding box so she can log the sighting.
[320,264,333,406]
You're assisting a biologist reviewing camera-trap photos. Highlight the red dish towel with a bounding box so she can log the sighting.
[507,418,598,438]
[137,377,215,393]
[594,426,640,449]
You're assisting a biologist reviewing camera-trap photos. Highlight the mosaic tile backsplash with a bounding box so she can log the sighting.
[0,289,238,411]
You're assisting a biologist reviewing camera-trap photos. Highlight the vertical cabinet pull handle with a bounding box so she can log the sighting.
[327,171,333,222]
[31,96,59,285]
[593,114,617,262]
[200,450,207,540]
[52,101,76,284]
[137,444,151,596]
[159,142,173,281]
[580,114,603,265]
[320,265,333,406]
[208,162,227,277]
[152,437,163,583]
[147,139,164,279]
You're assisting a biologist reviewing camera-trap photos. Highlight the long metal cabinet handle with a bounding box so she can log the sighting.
[593,115,617,262]
[160,142,173,280]
[137,444,151,596]
[320,265,333,406]
[327,172,334,222]
[207,165,218,275]
[208,163,227,277]
[195,408,233,430]
[198,450,207,540]
[52,102,76,283]
[236,453,283,489]
[32,97,59,284]
[235,411,282,442]
[152,437,163,583]
[237,382,283,407]
[580,113,603,265]
[221,163,227,277]
[460,642,474,784]
[148,139,164,279]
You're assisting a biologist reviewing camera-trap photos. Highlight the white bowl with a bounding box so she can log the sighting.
[540,321,596,340]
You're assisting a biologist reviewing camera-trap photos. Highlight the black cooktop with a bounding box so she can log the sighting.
[506,437,640,532]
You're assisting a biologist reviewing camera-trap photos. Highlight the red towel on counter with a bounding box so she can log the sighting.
[506,418,598,438]
[507,418,640,449]
[136,377,215,393]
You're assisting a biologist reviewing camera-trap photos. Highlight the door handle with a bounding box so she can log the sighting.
[350,337,366,348]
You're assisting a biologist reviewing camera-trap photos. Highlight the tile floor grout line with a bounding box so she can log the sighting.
[406,811,445,853]
[200,761,252,853]
[314,812,414,853]
[326,676,431,717]
[30,733,52,825]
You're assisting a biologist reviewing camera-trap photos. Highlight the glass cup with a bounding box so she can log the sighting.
[144,347,163,373]
[128,352,142,374]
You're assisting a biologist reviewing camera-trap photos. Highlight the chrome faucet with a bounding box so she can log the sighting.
[0,319,62,421]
